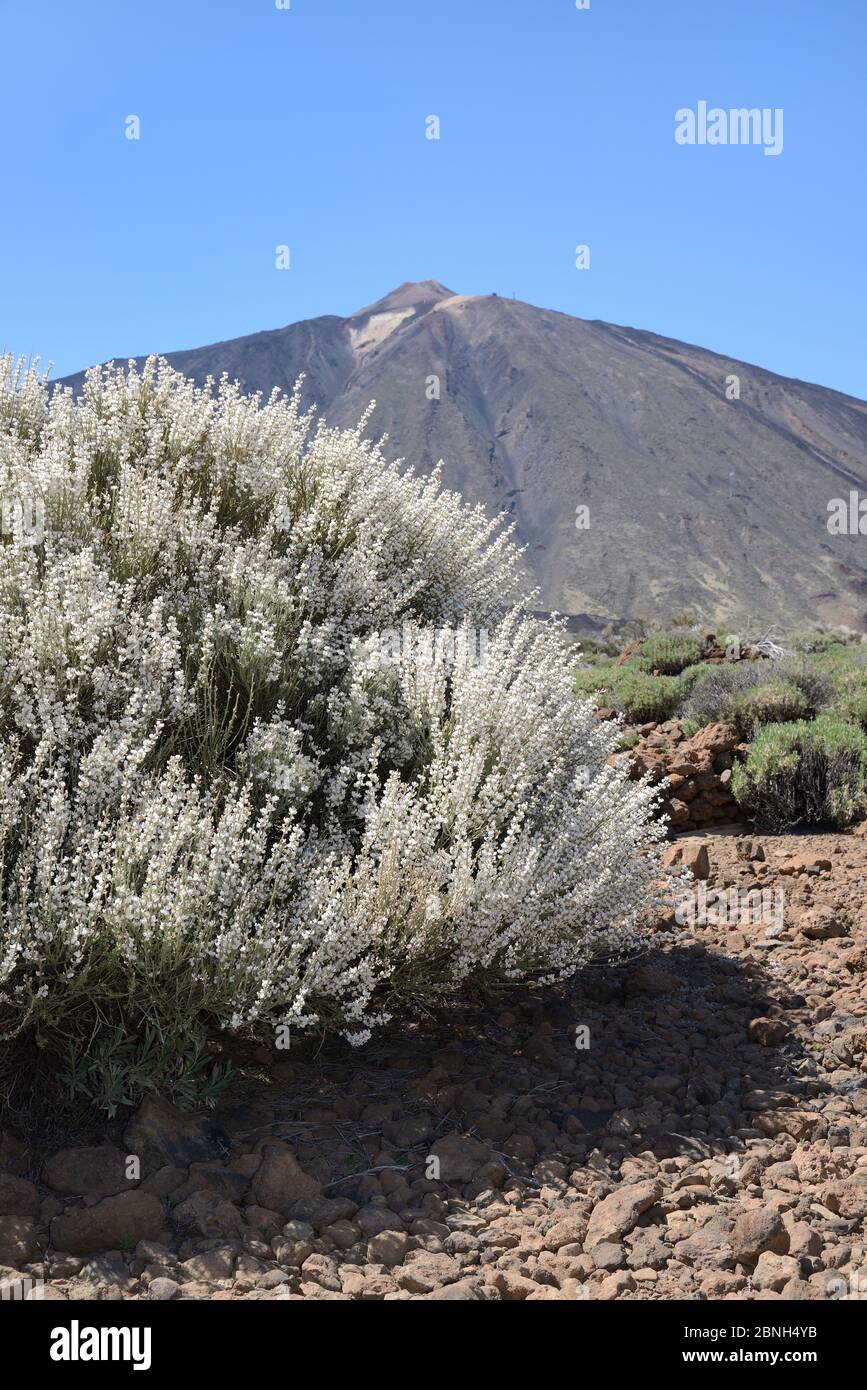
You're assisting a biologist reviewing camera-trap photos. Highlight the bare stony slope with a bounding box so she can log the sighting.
[58,282,867,631]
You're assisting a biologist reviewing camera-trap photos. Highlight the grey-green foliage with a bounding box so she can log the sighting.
[680,658,833,730]
[731,715,867,829]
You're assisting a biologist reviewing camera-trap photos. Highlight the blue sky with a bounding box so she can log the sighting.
[2,0,865,396]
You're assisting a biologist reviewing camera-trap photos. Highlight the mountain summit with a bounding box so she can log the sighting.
[344,280,456,362]
[58,284,867,630]
[348,279,455,319]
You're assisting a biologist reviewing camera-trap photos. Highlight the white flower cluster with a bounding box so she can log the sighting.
[0,353,670,1062]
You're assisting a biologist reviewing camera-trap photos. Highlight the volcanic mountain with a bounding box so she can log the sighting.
[58,281,867,632]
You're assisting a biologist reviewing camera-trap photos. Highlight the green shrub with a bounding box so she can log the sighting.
[608,671,686,723]
[677,663,710,696]
[634,633,703,675]
[731,715,867,829]
[788,628,860,656]
[777,657,835,713]
[840,695,867,729]
[728,681,808,735]
[679,662,766,727]
[807,644,867,675]
[832,665,867,693]
[574,666,686,723]
[830,667,867,723]
[835,691,867,730]
[680,658,832,730]
[574,666,612,699]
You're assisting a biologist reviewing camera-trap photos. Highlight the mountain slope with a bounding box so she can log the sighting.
[58,282,867,631]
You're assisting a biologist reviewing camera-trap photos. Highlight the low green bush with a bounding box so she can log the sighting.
[606,670,686,723]
[728,680,808,735]
[777,657,835,713]
[680,658,832,730]
[677,663,711,696]
[788,628,860,656]
[574,666,613,699]
[807,644,867,675]
[679,662,766,727]
[830,668,867,728]
[575,666,686,723]
[731,715,867,829]
[835,691,867,730]
[634,633,704,675]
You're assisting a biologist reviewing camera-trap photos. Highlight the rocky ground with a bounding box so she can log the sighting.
[1,824,866,1303]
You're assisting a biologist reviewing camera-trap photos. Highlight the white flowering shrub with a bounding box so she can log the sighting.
[0,354,669,1109]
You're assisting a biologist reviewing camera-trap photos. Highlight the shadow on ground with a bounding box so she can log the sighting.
[204,939,818,1198]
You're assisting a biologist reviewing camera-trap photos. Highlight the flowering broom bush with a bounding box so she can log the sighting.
[0,354,669,1109]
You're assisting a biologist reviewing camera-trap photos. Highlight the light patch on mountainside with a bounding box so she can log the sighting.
[432,294,488,313]
[348,308,415,360]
